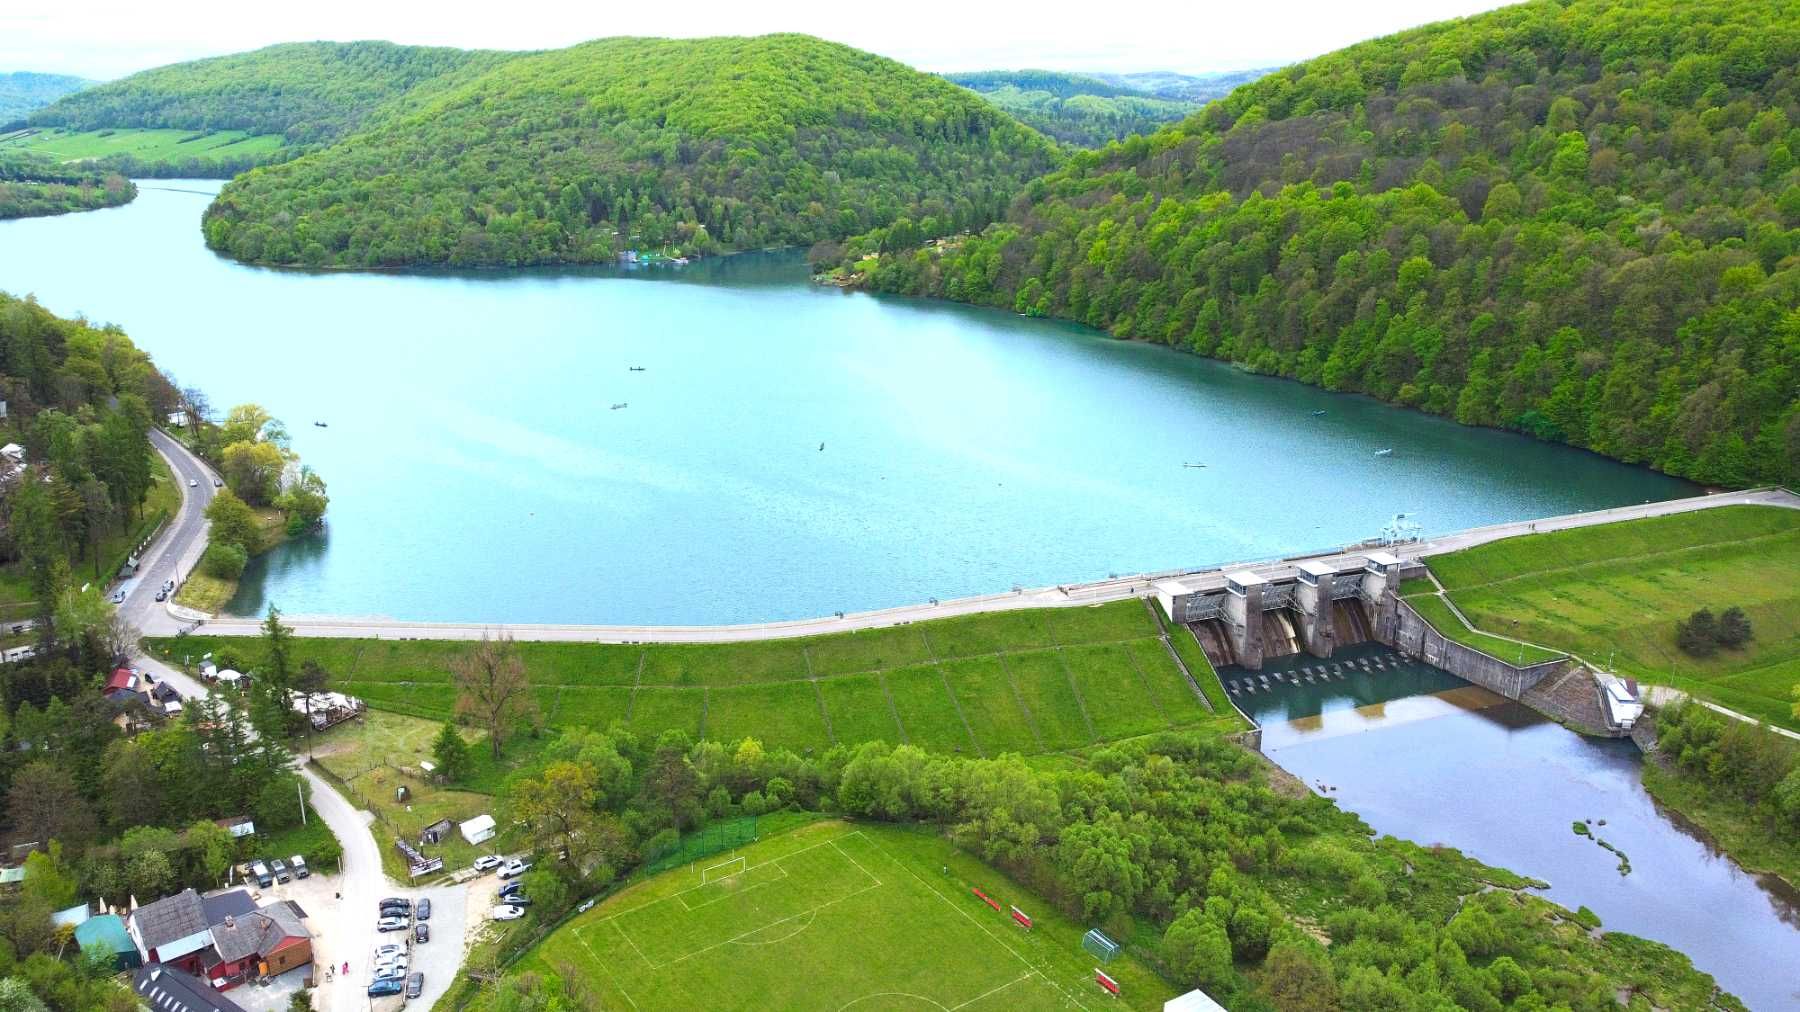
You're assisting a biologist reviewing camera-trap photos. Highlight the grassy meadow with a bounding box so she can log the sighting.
[150,600,1246,758]
[511,818,1176,1011]
[0,126,284,166]
[1422,506,1800,729]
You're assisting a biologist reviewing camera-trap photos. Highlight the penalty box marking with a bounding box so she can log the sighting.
[587,830,884,971]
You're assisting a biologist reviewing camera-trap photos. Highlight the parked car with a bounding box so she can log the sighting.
[290,855,309,878]
[250,861,273,888]
[376,916,409,932]
[414,922,429,944]
[375,954,408,974]
[499,879,524,895]
[503,893,531,906]
[499,859,530,879]
[492,904,525,921]
[367,978,403,997]
[212,477,222,487]
[110,589,125,604]
[473,855,502,873]
[270,858,291,883]
[154,589,167,601]
[416,898,431,921]
[577,898,597,913]
[374,944,403,956]
[378,896,411,910]
[406,972,424,999]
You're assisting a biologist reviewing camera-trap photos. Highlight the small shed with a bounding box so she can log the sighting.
[420,818,455,845]
[1165,990,1229,1012]
[214,816,255,839]
[460,814,496,845]
[76,913,141,970]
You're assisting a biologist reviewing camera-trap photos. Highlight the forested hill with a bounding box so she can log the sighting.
[0,72,92,124]
[28,41,518,145]
[945,70,1205,147]
[842,0,1800,489]
[200,35,1063,268]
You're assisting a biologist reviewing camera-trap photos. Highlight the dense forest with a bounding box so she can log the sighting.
[1092,69,1282,103]
[836,0,1800,488]
[0,73,91,125]
[199,35,1063,268]
[946,70,1207,147]
[28,41,517,146]
[467,724,1737,1010]
[0,155,134,219]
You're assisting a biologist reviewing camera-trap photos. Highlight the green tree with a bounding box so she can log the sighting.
[1164,908,1234,991]
[431,721,475,784]
[452,631,538,759]
[1676,608,1719,656]
[203,488,261,553]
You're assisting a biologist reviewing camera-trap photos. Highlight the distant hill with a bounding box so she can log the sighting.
[29,41,520,146]
[1088,69,1276,102]
[844,0,1800,490]
[201,34,1062,268]
[0,72,93,124]
[945,68,1275,148]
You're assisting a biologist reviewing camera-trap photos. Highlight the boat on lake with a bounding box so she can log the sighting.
[1374,448,1393,457]
[314,421,328,428]
[611,403,628,410]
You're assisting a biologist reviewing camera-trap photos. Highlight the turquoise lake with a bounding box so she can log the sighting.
[0,181,1695,624]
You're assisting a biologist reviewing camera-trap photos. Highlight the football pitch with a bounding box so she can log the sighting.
[523,821,1174,1010]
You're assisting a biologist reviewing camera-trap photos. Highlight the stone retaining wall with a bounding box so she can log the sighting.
[1387,598,1566,700]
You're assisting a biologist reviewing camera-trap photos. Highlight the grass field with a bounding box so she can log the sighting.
[150,600,1243,756]
[514,819,1175,1010]
[1422,506,1800,729]
[0,126,285,166]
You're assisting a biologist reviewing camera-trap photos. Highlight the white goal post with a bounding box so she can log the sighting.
[701,856,747,883]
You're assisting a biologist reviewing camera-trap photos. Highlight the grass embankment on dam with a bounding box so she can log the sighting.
[1417,505,1800,732]
[148,600,1246,758]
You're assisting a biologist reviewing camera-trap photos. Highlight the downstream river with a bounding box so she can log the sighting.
[1236,647,1800,1011]
[0,181,1694,624]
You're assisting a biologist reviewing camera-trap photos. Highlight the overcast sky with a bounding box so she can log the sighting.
[5,0,1511,82]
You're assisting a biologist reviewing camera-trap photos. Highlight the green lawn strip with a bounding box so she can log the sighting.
[801,624,933,676]
[337,680,457,721]
[815,673,905,748]
[641,639,810,686]
[924,609,1057,659]
[1156,607,1239,722]
[0,127,286,163]
[883,664,979,754]
[627,686,706,739]
[1121,637,1209,722]
[1002,650,1095,750]
[550,686,634,733]
[940,657,1040,756]
[515,819,1174,1011]
[515,642,644,685]
[703,681,834,754]
[1405,593,1565,666]
[1397,576,1438,597]
[1428,506,1800,591]
[256,799,343,869]
[1043,599,1159,645]
[1059,645,1168,740]
[1640,762,1799,889]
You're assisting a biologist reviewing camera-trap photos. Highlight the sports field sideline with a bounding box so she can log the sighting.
[516,820,1176,1010]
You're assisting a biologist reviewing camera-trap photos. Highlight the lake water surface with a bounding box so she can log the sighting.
[1237,648,1800,1011]
[0,181,1695,624]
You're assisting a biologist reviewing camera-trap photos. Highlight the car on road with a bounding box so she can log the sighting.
[187,478,198,487]
[414,922,429,944]
[367,978,403,997]
[270,858,291,883]
[473,855,502,873]
[110,589,126,604]
[499,859,530,879]
[212,477,222,487]
[154,589,166,601]
[416,897,431,921]
[376,916,409,932]
[406,973,424,999]
[492,904,525,921]
[290,855,309,878]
